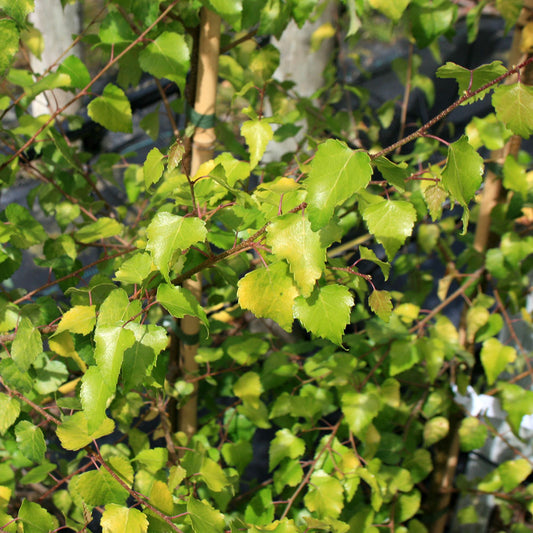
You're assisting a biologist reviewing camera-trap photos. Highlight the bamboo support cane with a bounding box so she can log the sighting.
[178,8,221,442]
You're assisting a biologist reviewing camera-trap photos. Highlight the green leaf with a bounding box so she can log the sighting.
[134,448,168,474]
[57,55,91,89]
[74,469,129,507]
[149,480,174,515]
[54,305,96,336]
[115,253,152,284]
[139,31,190,90]
[498,382,533,435]
[221,440,253,474]
[496,0,522,32]
[18,500,57,533]
[503,154,528,196]
[269,429,306,471]
[81,366,113,433]
[187,498,225,533]
[436,61,507,103]
[306,140,372,230]
[480,338,516,386]
[101,504,148,533]
[20,462,56,484]
[234,371,263,409]
[304,470,344,518]
[374,156,408,192]
[498,459,532,492]
[274,459,304,494]
[245,487,274,525]
[75,217,123,244]
[88,83,132,133]
[293,285,353,344]
[369,0,410,22]
[441,136,483,223]
[359,246,391,281]
[99,11,135,44]
[267,213,325,296]
[342,387,382,437]
[12,316,42,371]
[396,490,421,522]
[458,417,488,451]
[199,456,230,492]
[122,323,168,391]
[241,119,273,169]
[143,147,165,188]
[97,288,140,326]
[409,0,457,49]
[6,203,46,248]
[168,139,185,171]
[157,283,209,330]
[389,338,419,376]
[237,262,299,331]
[139,109,160,141]
[0,393,20,435]
[368,290,393,322]
[423,416,449,446]
[362,200,417,260]
[94,325,136,390]
[15,421,45,463]
[146,212,207,282]
[206,0,243,28]
[57,412,115,451]
[403,449,433,483]
[0,0,34,25]
[0,20,19,74]
[493,82,533,138]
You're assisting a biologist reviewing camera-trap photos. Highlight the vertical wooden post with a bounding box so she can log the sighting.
[178,8,221,442]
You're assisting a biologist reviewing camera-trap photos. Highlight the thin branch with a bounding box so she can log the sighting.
[410,268,484,334]
[372,55,533,160]
[0,0,181,173]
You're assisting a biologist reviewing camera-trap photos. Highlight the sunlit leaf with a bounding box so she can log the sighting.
[293,285,353,344]
[101,505,148,533]
[146,212,207,282]
[139,32,189,90]
[480,338,516,385]
[238,262,299,331]
[363,200,417,260]
[306,140,372,230]
[267,213,325,296]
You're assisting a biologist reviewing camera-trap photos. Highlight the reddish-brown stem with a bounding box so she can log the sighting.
[372,55,533,160]
[0,0,180,173]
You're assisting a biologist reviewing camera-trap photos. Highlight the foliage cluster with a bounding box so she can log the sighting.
[0,0,533,531]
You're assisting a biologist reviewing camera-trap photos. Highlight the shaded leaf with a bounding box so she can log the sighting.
[157,283,208,330]
[88,84,132,133]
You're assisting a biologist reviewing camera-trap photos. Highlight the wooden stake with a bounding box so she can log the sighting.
[178,8,221,443]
